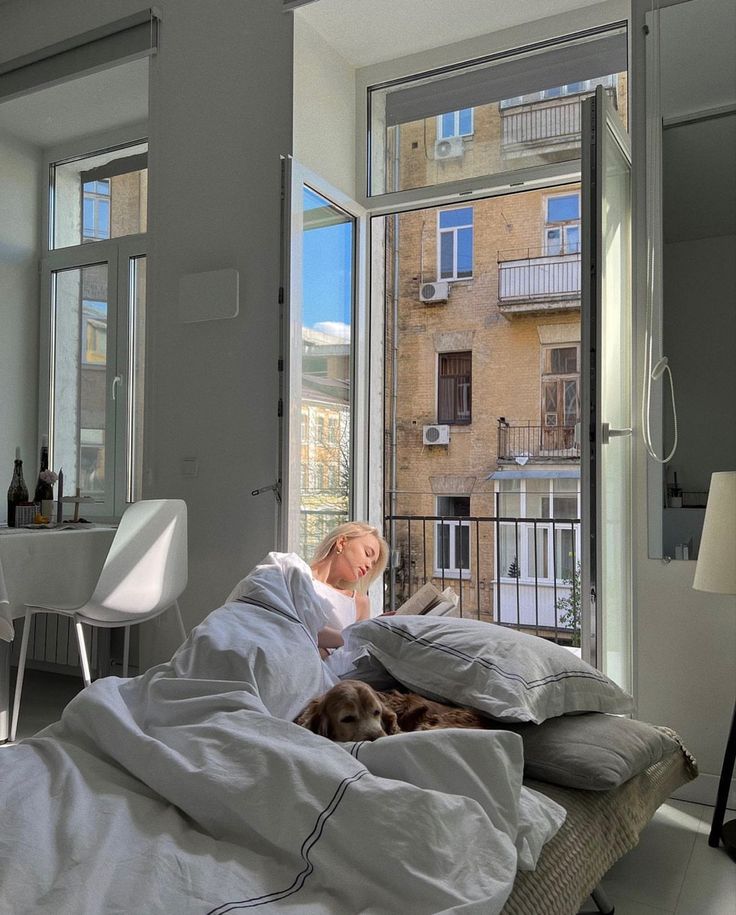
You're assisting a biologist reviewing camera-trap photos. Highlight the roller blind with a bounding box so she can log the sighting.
[0,9,160,104]
[384,28,627,127]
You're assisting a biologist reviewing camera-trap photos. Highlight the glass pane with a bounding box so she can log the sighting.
[52,142,148,249]
[439,232,454,278]
[439,207,473,228]
[599,116,632,690]
[555,527,576,579]
[436,522,451,569]
[500,525,519,576]
[525,478,549,517]
[457,227,473,276]
[454,523,470,569]
[52,264,110,500]
[459,108,473,135]
[128,256,146,502]
[370,26,628,196]
[527,526,549,578]
[299,186,354,558]
[547,194,580,222]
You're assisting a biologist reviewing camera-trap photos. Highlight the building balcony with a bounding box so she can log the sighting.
[500,88,617,154]
[385,512,581,644]
[497,420,580,462]
[497,251,580,316]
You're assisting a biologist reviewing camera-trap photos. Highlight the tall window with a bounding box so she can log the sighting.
[435,495,470,578]
[437,108,474,139]
[43,140,148,517]
[438,207,473,279]
[438,351,471,424]
[542,344,580,434]
[544,193,580,255]
[497,478,579,582]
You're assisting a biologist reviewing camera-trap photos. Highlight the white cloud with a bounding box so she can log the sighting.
[312,321,351,340]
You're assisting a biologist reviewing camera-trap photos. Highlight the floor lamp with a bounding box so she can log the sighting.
[692,471,736,857]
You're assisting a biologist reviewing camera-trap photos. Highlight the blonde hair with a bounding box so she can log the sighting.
[310,521,389,592]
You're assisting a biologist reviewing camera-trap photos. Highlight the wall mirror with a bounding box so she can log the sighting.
[646,0,736,560]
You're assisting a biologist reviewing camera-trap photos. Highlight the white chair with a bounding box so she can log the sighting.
[10,499,188,742]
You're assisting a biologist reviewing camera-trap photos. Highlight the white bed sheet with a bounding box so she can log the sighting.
[0,553,564,914]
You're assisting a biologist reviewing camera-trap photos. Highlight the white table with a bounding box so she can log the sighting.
[0,525,116,741]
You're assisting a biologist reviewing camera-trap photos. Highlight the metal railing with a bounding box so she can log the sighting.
[384,513,581,645]
[498,253,580,302]
[497,420,579,460]
[500,88,617,148]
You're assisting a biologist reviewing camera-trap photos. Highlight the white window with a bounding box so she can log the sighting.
[500,75,616,109]
[437,108,474,139]
[438,207,473,280]
[544,193,580,255]
[41,140,148,518]
[435,495,471,579]
[497,478,579,583]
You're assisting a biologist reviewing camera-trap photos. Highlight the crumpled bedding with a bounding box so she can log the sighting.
[0,552,565,915]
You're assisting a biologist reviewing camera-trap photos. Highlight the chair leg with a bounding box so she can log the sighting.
[122,626,130,678]
[74,620,93,688]
[9,609,34,742]
[173,601,187,643]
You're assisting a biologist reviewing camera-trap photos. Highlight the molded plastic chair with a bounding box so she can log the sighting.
[10,499,188,741]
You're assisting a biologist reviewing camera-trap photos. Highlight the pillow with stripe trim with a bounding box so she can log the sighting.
[343,615,633,724]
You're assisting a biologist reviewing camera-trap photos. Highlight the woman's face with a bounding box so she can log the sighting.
[332,533,381,585]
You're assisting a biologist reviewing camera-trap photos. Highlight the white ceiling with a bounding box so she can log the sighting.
[0,57,148,149]
[297,0,611,67]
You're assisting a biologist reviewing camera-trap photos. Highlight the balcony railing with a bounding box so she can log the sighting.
[497,420,579,461]
[498,252,580,305]
[500,88,617,150]
[384,513,581,645]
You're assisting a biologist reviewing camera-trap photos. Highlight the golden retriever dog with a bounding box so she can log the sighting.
[295,680,492,742]
[295,680,401,742]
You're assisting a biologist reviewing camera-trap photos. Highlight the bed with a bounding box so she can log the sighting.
[0,552,696,914]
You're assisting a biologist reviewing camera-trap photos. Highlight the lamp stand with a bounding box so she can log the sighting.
[709,695,736,860]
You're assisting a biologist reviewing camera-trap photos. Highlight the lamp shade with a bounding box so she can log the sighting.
[692,471,736,594]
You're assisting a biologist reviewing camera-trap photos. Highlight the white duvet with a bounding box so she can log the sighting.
[0,552,564,915]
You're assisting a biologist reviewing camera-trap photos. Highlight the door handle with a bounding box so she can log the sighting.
[111,375,123,401]
[601,423,632,444]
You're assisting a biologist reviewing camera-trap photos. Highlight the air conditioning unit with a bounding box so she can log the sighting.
[434,136,465,160]
[423,424,451,445]
[419,280,449,304]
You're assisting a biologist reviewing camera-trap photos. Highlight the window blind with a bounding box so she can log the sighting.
[383,27,627,127]
[0,9,160,104]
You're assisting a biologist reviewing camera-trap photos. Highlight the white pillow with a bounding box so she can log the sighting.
[343,616,633,724]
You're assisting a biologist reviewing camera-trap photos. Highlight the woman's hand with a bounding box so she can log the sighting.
[317,626,344,651]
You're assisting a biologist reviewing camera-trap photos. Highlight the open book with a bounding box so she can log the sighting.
[393,582,459,617]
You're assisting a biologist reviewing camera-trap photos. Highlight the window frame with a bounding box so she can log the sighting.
[437,350,472,425]
[497,479,580,584]
[436,108,474,139]
[434,495,471,579]
[437,206,474,280]
[40,130,149,520]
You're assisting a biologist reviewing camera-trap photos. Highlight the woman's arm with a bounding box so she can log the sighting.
[317,626,344,650]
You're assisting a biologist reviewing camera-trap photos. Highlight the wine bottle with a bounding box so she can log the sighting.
[33,434,54,504]
[7,447,29,528]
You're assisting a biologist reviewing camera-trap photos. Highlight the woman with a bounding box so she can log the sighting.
[309,522,389,658]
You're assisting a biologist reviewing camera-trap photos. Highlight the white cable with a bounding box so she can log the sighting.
[641,4,678,465]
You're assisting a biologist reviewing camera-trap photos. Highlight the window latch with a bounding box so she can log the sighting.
[111,375,123,401]
[251,480,282,504]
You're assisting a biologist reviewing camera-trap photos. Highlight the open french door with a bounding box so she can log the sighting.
[279,158,369,556]
[581,87,633,692]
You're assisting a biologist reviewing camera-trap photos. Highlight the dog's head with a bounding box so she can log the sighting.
[295,680,400,742]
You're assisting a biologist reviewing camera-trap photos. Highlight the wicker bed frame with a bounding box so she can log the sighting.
[502,731,698,915]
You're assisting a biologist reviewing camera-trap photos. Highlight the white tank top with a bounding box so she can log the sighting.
[312,578,357,630]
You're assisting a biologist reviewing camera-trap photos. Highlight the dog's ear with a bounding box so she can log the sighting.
[380,704,400,735]
[295,697,332,739]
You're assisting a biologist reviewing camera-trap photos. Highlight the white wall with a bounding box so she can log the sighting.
[293,16,356,198]
[0,129,40,512]
[631,0,736,805]
[0,0,294,667]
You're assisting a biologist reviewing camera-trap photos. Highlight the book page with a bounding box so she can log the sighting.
[393,581,443,615]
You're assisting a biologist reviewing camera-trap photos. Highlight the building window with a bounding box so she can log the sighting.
[499,75,616,109]
[437,108,474,139]
[544,193,580,255]
[438,207,473,280]
[438,351,471,424]
[43,141,147,518]
[542,345,580,441]
[435,495,470,578]
[497,478,579,582]
[82,179,111,241]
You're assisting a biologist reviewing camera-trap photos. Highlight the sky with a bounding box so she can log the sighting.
[302,187,353,337]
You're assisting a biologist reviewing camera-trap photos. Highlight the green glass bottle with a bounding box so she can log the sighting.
[7,448,29,528]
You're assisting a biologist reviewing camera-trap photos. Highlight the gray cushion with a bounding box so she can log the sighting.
[505,713,680,790]
[343,616,633,724]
